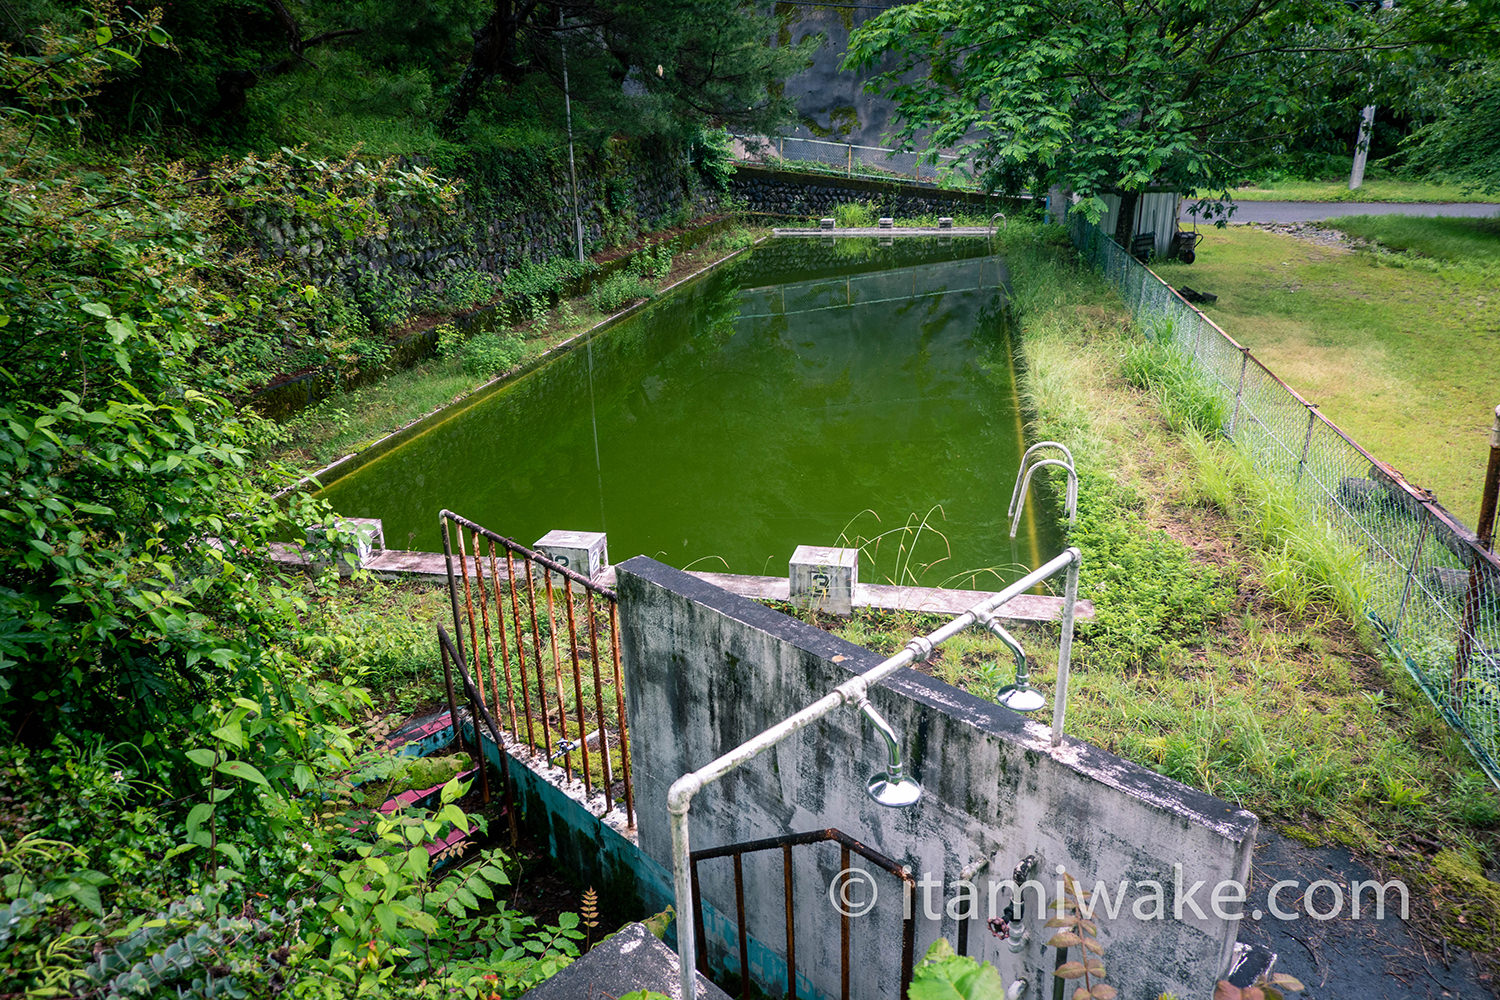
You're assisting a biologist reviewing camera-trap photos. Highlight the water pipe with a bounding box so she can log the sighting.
[667,546,1083,1000]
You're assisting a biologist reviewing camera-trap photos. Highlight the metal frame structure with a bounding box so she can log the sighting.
[689,828,918,1000]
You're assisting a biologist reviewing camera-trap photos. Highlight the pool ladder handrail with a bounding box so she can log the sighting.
[988,212,1007,249]
[1008,441,1078,538]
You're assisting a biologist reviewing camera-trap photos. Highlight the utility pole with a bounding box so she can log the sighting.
[560,8,585,262]
[1349,0,1395,190]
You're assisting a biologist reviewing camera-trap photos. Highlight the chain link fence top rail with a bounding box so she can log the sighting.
[730,134,964,184]
[1067,215,1500,786]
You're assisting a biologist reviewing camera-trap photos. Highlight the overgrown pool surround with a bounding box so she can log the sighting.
[319,237,1061,586]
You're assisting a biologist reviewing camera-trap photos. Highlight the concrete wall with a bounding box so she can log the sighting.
[616,556,1258,1000]
[729,164,1010,219]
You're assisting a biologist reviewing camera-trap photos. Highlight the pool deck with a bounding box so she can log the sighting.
[267,543,1093,622]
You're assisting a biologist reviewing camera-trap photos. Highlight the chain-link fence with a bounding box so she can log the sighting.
[730,134,966,185]
[1069,215,1500,785]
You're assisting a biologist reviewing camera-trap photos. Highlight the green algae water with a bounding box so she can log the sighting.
[319,238,1061,586]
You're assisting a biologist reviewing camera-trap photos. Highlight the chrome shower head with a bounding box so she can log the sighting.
[855,696,922,808]
[867,770,923,807]
[995,682,1046,713]
[979,613,1047,713]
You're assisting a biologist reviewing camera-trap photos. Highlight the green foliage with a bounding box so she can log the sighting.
[1120,332,1228,437]
[833,200,878,228]
[1068,472,1232,669]
[692,126,737,191]
[1401,60,1500,193]
[437,323,528,380]
[1185,434,1368,621]
[842,0,1484,212]
[907,939,1007,1000]
[589,242,674,314]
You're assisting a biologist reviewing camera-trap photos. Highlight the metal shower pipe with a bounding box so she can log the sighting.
[667,546,1083,1000]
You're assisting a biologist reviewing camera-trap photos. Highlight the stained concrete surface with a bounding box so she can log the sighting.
[519,922,730,1000]
[1237,831,1494,999]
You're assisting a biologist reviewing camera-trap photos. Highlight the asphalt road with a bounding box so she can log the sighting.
[1183,200,1500,224]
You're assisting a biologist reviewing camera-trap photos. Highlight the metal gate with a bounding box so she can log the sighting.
[689,828,917,1000]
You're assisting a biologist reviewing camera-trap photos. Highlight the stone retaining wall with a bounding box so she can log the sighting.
[729,162,1013,219]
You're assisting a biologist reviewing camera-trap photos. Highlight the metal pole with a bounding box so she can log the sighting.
[560,9,585,262]
[1227,348,1249,438]
[668,549,1082,1000]
[1295,405,1318,484]
[1455,405,1500,683]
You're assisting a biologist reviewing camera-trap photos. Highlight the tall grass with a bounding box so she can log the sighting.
[1186,433,1369,622]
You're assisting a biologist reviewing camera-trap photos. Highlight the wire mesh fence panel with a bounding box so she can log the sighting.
[1068,216,1500,785]
[731,134,965,185]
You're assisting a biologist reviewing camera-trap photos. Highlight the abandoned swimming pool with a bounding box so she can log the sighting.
[317,237,1062,588]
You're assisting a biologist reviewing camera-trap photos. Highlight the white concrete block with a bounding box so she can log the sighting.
[877,217,894,229]
[535,530,609,581]
[789,545,858,615]
[819,217,835,230]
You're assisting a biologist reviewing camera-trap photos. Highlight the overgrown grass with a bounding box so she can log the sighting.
[1321,213,1500,267]
[1222,177,1500,203]
[1152,225,1498,514]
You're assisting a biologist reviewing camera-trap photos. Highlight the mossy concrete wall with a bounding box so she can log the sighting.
[615,556,1259,1000]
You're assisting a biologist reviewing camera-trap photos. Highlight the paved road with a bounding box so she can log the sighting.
[1182,200,1500,224]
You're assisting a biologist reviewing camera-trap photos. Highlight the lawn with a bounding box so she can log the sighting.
[1323,213,1500,266]
[1223,177,1500,204]
[1152,224,1500,518]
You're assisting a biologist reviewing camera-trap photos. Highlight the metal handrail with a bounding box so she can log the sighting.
[439,509,634,826]
[1009,446,1079,539]
[437,623,516,843]
[689,828,917,1000]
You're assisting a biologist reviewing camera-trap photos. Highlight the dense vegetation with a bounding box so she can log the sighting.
[0,3,804,996]
[844,0,1500,218]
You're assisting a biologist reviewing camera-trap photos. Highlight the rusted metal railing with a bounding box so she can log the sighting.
[689,828,917,1000]
[437,623,518,844]
[440,510,634,827]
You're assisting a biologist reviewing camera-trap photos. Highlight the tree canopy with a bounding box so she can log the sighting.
[843,0,1500,217]
[1,0,813,156]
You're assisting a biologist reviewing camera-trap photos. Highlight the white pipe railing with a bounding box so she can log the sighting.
[667,546,1084,1000]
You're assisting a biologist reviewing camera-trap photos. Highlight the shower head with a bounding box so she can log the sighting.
[979,613,1047,713]
[855,696,922,808]
[995,682,1046,713]
[867,770,924,808]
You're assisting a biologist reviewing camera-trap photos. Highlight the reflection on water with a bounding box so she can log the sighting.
[319,238,1060,587]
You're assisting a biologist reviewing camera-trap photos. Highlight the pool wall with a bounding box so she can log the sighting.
[616,555,1259,1000]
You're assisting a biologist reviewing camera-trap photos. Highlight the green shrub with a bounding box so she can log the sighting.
[833,200,878,227]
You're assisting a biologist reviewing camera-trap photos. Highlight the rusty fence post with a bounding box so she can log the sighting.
[1454,405,1500,692]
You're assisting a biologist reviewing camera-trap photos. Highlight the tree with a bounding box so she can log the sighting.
[440,0,815,139]
[843,0,1497,223]
[1401,59,1500,192]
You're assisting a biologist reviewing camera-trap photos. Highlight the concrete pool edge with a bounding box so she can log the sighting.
[273,233,771,502]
